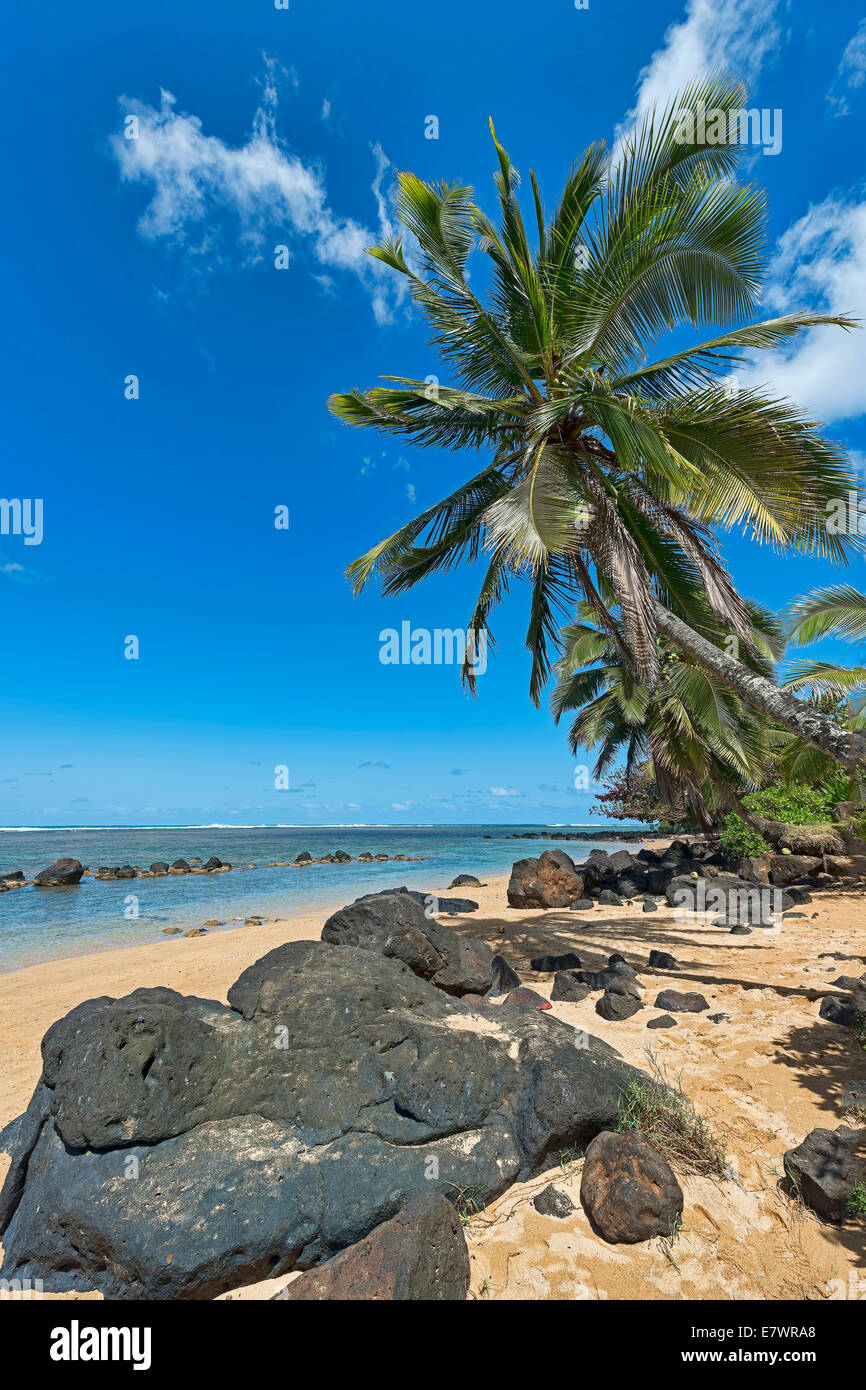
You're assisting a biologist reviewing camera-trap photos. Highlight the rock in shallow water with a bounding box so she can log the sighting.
[33,858,83,887]
[0,941,642,1300]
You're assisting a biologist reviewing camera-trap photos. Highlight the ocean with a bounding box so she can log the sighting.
[0,823,642,972]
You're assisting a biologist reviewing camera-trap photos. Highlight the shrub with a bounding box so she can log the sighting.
[847,1181,866,1219]
[742,775,851,826]
[719,815,771,858]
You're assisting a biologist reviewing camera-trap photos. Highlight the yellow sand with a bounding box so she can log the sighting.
[2,857,864,1302]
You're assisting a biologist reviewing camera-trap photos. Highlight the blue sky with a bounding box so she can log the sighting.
[1,0,865,828]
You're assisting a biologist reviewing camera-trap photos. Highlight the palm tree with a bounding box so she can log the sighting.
[551,599,778,833]
[777,585,866,786]
[329,77,864,769]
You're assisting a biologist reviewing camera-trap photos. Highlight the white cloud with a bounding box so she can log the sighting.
[110,63,401,322]
[617,0,781,142]
[488,786,521,797]
[827,19,866,117]
[735,192,866,423]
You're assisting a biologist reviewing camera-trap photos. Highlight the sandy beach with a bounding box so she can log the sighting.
[2,849,864,1302]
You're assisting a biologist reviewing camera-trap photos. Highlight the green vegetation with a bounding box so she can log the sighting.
[846,1181,866,1219]
[719,816,771,858]
[719,772,853,854]
[330,76,864,775]
[616,1056,727,1179]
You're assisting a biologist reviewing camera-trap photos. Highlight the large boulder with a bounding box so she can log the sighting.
[580,1130,683,1243]
[33,858,83,887]
[0,941,642,1300]
[768,854,821,887]
[507,851,584,909]
[666,872,787,924]
[322,890,492,996]
[272,1194,469,1301]
[783,1126,866,1222]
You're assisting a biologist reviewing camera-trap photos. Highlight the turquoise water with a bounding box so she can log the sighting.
[0,824,641,971]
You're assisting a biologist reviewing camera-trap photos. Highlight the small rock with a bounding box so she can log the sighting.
[642,898,658,913]
[532,1184,575,1219]
[550,972,591,1004]
[648,950,678,971]
[184,929,206,938]
[569,898,595,911]
[654,990,709,1013]
[530,952,582,973]
[784,1125,866,1222]
[595,991,643,1021]
[647,1014,677,1029]
[819,995,860,1027]
[501,987,552,1011]
[730,925,751,936]
[598,889,623,907]
[708,1013,731,1025]
[487,954,521,997]
[449,874,483,888]
[580,1130,683,1243]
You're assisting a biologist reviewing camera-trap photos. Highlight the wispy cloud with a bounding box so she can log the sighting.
[616,0,781,144]
[827,19,866,118]
[489,786,521,798]
[0,554,38,583]
[734,191,866,424]
[110,58,402,322]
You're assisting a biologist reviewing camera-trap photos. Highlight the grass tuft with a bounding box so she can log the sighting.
[616,1053,727,1179]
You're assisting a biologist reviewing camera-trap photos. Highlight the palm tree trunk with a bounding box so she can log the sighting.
[653,601,866,774]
